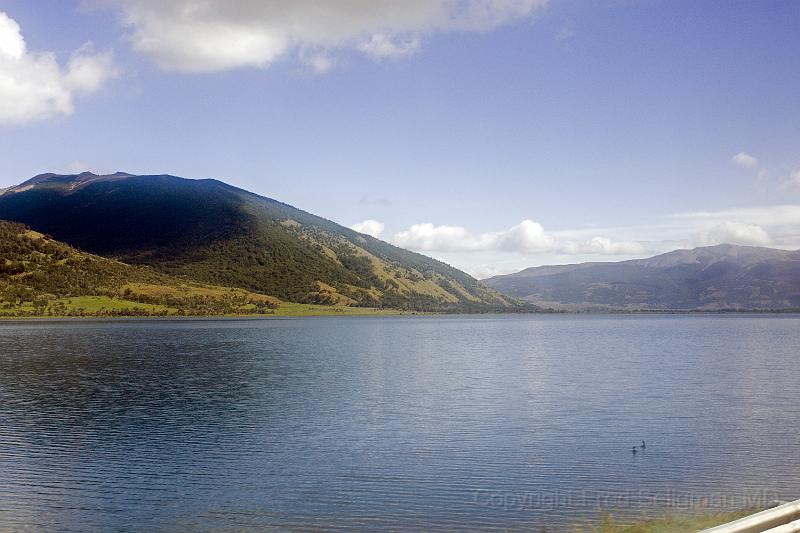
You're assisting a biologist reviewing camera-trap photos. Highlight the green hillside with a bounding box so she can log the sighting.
[0,220,285,317]
[0,172,515,312]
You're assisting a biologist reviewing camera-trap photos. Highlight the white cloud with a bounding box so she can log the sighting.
[64,45,116,92]
[392,219,645,255]
[470,264,517,279]
[671,204,800,227]
[103,0,547,72]
[559,236,646,255]
[782,170,800,191]
[61,160,90,173]
[350,219,385,238]
[671,205,800,248]
[0,11,116,125]
[496,219,557,253]
[357,33,421,60]
[393,222,484,251]
[732,153,799,193]
[300,49,336,74]
[0,12,25,59]
[397,204,800,277]
[732,151,758,168]
[697,221,771,247]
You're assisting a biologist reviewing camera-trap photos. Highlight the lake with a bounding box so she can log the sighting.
[0,315,798,531]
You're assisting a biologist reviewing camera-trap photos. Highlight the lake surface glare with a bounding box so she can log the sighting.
[0,315,798,531]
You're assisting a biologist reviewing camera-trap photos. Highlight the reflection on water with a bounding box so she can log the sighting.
[0,315,798,531]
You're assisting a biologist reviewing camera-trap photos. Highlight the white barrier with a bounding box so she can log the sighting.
[699,500,800,533]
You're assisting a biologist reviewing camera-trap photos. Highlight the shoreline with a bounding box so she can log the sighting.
[1,309,799,321]
[570,507,760,532]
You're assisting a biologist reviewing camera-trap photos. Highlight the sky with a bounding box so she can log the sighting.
[0,0,799,278]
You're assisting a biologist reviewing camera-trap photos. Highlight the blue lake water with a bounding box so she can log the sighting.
[0,315,798,531]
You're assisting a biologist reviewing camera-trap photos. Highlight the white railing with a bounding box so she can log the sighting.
[699,499,800,533]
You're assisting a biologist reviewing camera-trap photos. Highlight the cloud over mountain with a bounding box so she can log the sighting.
[697,221,771,247]
[392,219,644,255]
[350,219,385,238]
[103,0,548,72]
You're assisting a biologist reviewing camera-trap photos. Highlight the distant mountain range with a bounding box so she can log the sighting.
[483,244,800,311]
[0,172,514,312]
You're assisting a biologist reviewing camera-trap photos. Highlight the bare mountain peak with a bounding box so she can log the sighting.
[634,243,795,269]
[7,171,135,195]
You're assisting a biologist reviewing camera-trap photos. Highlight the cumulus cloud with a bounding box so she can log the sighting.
[393,223,483,251]
[392,219,645,255]
[671,205,800,247]
[495,220,559,253]
[697,221,772,247]
[350,219,385,238]
[102,0,547,72]
[0,11,116,125]
[388,204,800,276]
[732,152,758,168]
[0,12,25,59]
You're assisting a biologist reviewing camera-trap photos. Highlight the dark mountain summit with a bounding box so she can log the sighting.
[0,172,513,311]
[484,244,800,311]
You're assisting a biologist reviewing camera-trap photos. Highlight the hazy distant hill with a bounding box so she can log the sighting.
[0,172,513,311]
[483,244,800,311]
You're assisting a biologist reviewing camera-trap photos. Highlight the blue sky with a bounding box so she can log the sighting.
[1,0,799,277]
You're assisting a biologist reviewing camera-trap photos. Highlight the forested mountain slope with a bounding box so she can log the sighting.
[0,220,279,316]
[0,172,514,311]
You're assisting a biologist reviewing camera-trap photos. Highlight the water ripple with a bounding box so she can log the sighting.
[0,315,798,531]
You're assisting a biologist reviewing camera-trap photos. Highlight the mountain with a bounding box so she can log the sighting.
[0,220,281,317]
[483,244,800,311]
[0,172,513,311]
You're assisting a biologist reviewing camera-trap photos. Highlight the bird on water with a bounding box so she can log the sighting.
[641,440,646,449]
[632,446,637,454]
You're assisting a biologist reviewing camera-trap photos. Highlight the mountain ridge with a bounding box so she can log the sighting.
[0,172,515,312]
[484,244,800,311]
